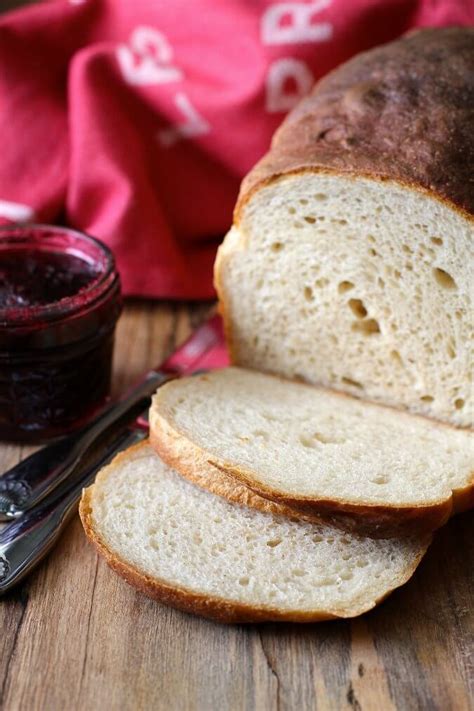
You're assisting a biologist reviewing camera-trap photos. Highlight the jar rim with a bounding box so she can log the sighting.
[0,224,118,326]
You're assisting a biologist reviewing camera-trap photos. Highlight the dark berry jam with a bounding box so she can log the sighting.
[0,250,100,309]
[0,225,122,442]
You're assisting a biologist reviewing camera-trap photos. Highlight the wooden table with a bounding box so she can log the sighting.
[0,302,472,711]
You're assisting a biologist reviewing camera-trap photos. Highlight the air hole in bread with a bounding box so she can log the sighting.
[390,350,403,365]
[402,244,413,254]
[348,298,368,318]
[315,277,329,288]
[313,193,327,201]
[287,206,296,215]
[312,534,323,543]
[271,242,283,252]
[294,222,303,229]
[299,434,318,448]
[433,267,457,290]
[371,475,389,485]
[421,395,434,403]
[299,198,309,205]
[338,280,354,294]
[266,538,282,548]
[367,234,376,243]
[447,343,456,359]
[304,216,316,224]
[339,219,348,225]
[304,286,314,302]
[238,577,250,586]
[342,377,363,389]
[431,236,443,246]
[455,398,465,410]
[352,319,380,335]
[292,569,306,577]
[314,432,345,445]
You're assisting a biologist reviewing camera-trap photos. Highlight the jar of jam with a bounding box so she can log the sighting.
[0,225,122,442]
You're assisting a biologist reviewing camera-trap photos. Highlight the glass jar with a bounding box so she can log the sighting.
[0,225,122,442]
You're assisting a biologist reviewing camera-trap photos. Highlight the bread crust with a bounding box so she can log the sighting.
[149,383,474,538]
[235,28,474,221]
[149,421,442,539]
[79,441,429,623]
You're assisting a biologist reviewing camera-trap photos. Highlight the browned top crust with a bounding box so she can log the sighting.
[238,27,474,216]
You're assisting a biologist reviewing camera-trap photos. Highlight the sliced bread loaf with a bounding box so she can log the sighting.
[149,368,474,537]
[79,442,430,623]
[215,28,474,428]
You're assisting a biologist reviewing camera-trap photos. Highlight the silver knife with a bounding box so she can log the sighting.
[0,314,224,521]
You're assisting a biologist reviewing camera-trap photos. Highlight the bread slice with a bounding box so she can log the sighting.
[215,28,474,428]
[79,441,430,623]
[149,368,474,537]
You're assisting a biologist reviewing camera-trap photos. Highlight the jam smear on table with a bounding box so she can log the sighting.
[0,249,99,309]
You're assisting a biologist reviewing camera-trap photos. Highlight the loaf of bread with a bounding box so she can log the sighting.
[80,442,430,623]
[215,28,474,428]
[81,28,473,623]
[149,368,474,537]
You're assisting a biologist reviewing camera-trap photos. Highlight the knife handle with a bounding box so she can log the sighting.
[0,428,147,593]
[0,369,170,521]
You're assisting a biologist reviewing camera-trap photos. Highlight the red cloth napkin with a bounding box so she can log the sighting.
[0,0,472,299]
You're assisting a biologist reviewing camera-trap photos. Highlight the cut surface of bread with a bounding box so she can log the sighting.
[150,368,474,536]
[80,442,430,623]
[216,175,473,428]
[216,28,474,429]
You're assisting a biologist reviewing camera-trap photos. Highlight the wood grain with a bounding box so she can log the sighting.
[0,301,472,711]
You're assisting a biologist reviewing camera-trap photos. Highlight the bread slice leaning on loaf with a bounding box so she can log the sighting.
[215,27,474,428]
[79,442,430,623]
[149,368,474,537]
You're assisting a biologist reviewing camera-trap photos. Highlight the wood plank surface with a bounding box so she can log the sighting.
[0,301,473,711]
